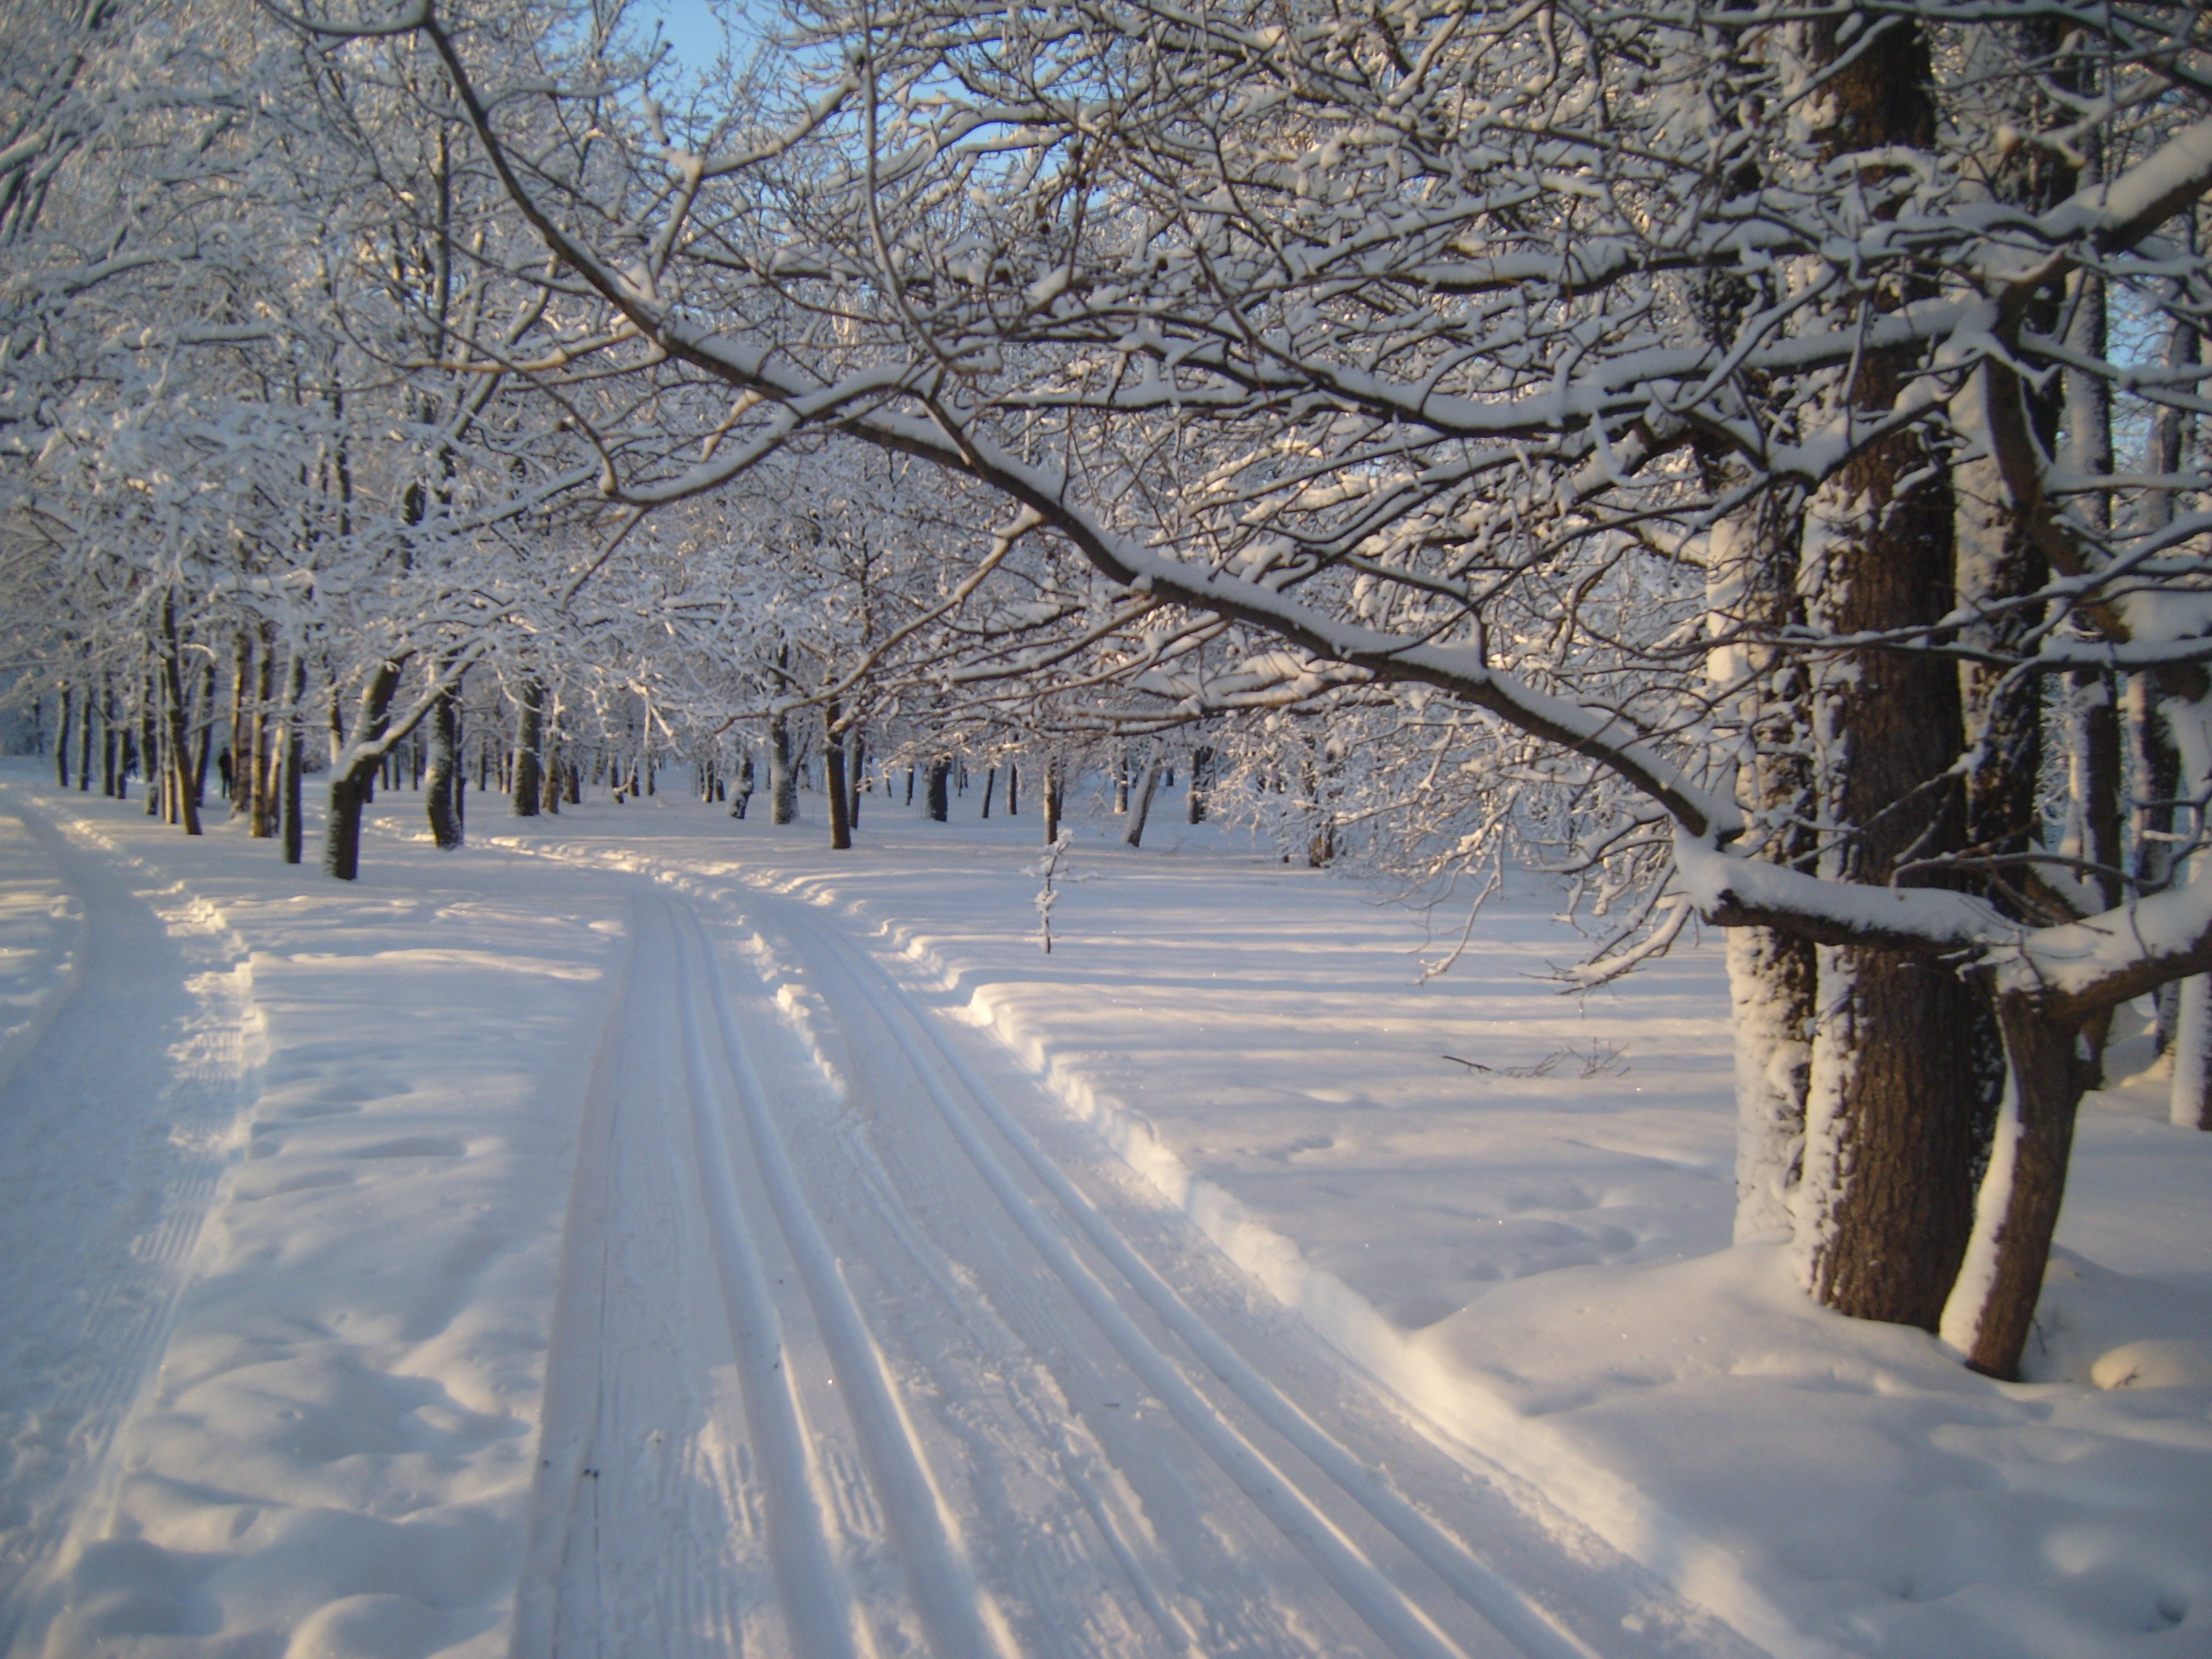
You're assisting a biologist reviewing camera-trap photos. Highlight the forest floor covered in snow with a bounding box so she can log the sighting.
[0,758,2204,1659]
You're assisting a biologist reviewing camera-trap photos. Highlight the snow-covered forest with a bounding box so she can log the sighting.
[1,0,2210,1652]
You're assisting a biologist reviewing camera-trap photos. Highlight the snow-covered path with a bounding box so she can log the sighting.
[0,790,251,1644]
[520,876,1747,1659]
[2,771,2203,1658]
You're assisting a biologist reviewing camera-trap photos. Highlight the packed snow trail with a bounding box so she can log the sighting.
[522,876,1757,1658]
[0,789,252,1644]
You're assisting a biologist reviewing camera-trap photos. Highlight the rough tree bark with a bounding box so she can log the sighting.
[323,659,406,882]
[425,661,464,850]
[769,704,799,825]
[511,679,544,818]
[1789,15,1997,1333]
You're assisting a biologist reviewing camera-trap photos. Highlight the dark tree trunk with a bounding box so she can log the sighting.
[323,659,406,882]
[1186,746,1212,824]
[101,681,117,798]
[1007,762,1019,817]
[980,767,996,820]
[824,705,852,851]
[250,635,278,837]
[925,757,951,823]
[1795,13,1996,1334]
[1043,757,1065,843]
[425,663,464,850]
[159,596,202,836]
[54,688,71,788]
[846,732,864,828]
[281,655,306,866]
[511,680,544,817]
[190,660,214,809]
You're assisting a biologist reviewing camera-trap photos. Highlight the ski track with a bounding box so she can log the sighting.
[0,788,256,1647]
[521,857,1757,1659]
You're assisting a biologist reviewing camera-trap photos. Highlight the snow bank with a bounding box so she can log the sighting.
[0,803,82,1091]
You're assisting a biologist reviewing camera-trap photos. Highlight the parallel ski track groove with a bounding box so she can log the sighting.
[797,911,1603,1659]
[752,896,1575,1659]
[663,894,860,1659]
[672,891,1011,1659]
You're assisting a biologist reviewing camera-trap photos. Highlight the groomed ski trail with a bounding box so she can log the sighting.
[521,877,1763,1659]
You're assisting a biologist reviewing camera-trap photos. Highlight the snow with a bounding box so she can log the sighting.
[0,762,2205,1657]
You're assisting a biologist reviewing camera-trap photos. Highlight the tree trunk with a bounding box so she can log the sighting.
[190,660,214,809]
[159,596,202,836]
[512,679,544,817]
[1123,760,1163,849]
[100,677,116,797]
[1043,757,1065,843]
[769,706,798,825]
[54,687,71,788]
[323,659,406,882]
[925,757,951,822]
[1186,746,1212,824]
[1788,15,1996,1333]
[1939,996,2090,1378]
[425,663,464,850]
[250,635,278,837]
[846,732,864,828]
[281,654,306,866]
[1006,760,1019,817]
[2171,686,2212,1129]
[1709,491,1817,1242]
[824,704,851,851]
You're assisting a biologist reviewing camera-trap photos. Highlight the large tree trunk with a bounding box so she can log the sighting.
[1788,14,1997,1332]
[54,687,71,788]
[511,679,544,817]
[925,756,951,823]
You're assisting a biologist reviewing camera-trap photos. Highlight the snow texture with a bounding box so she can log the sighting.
[0,763,2204,1658]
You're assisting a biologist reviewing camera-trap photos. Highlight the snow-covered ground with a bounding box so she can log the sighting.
[0,759,2204,1658]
